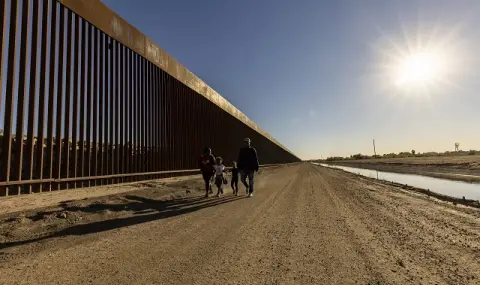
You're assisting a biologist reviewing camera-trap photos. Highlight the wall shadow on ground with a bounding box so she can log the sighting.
[0,195,245,250]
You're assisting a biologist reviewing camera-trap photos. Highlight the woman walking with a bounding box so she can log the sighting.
[199,147,215,197]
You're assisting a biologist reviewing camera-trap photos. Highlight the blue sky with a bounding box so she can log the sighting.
[103,0,480,159]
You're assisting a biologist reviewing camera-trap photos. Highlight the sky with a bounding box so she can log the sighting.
[102,0,480,159]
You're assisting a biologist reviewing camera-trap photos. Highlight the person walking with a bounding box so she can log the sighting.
[199,147,215,197]
[230,161,239,196]
[213,157,227,197]
[237,137,259,197]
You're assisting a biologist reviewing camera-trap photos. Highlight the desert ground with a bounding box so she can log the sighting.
[1,163,480,284]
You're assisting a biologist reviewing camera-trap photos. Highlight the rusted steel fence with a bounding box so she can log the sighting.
[0,0,299,196]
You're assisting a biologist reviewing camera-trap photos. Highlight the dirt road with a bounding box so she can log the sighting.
[1,163,480,284]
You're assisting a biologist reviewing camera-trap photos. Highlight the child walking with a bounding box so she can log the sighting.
[213,157,227,197]
[231,161,239,196]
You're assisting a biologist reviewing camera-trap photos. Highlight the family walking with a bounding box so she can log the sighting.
[198,137,259,198]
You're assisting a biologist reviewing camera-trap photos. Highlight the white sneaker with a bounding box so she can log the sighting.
[248,193,253,197]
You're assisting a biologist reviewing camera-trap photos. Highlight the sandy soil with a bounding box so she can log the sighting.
[0,174,202,216]
[1,163,480,284]
[328,155,480,183]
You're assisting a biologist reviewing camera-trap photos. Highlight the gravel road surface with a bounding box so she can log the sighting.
[1,163,479,285]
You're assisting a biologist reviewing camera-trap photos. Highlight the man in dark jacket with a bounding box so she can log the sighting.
[237,137,259,197]
[199,147,215,197]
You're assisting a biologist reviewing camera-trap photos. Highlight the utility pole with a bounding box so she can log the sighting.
[373,139,377,157]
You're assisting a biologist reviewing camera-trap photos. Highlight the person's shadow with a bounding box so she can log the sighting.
[1,194,245,250]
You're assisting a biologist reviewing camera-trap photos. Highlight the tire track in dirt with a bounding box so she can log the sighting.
[308,166,393,284]
[173,164,303,285]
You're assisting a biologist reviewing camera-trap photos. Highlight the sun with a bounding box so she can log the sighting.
[393,49,445,87]
[371,23,465,97]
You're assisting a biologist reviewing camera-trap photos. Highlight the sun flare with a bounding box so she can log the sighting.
[394,49,445,87]
[372,23,465,97]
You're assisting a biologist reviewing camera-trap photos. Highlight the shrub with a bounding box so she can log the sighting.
[326,156,344,161]
[398,152,412,157]
[351,153,370,160]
